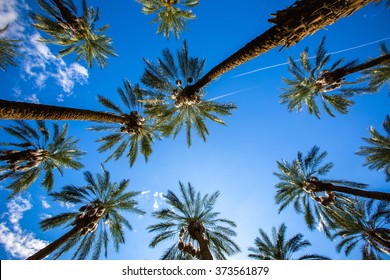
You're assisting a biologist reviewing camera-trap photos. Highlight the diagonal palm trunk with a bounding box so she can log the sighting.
[308,180,390,202]
[194,231,213,260]
[320,54,390,84]
[0,99,126,123]
[187,0,373,94]
[26,224,83,260]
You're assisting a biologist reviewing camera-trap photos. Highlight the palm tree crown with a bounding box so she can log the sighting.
[147,182,240,260]
[280,37,364,118]
[0,120,85,197]
[27,166,145,259]
[136,0,199,39]
[333,199,390,259]
[248,223,330,260]
[0,25,20,71]
[141,40,236,146]
[356,115,390,182]
[89,79,160,166]
[30,0,116,68]
[274,146,365,237]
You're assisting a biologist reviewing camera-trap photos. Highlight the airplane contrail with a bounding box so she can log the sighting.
[207,85,263,101]
[233,36,390,78]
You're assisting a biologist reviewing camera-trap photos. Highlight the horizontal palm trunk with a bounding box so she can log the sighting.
[26,225,82,260]
[188,0,372,94]
[0,99,126,123]
[309,181,390,202]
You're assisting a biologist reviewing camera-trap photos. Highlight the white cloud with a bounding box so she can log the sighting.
[1,0,89,99]
[59,201,75,209]
[40,197,51,209]
[153,192,165,211]
[23,93,39,104]
[0,195,48,259]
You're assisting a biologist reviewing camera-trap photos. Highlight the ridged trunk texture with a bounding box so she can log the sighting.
[309,180,390,202]
[26,225,83,260]
[194,231,213,260]
[0,99,126,123]
[188,0,373,93]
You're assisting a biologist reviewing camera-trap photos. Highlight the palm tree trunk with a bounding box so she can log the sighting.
[26,225,82,260]
[0,99,126,123]
[309,180,390,202]
[194,231,213,260]
[187,0,372,94]
[328,54,390,82]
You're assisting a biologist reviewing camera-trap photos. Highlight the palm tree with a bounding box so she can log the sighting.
[274,146,372,237]
[141,40,236,146]
[136,0,199,39]
[248,223,330,260]
[0,120,84,198]
[0,25,20,71]
[180,0,372,97]
[88,79,160,166]
[30,0,116,68]
[147,182,240,260]
[280,38,390,118]
[333,199,390,259]
[356,115,390,182]
[26,165,146,260]
[360,44,390,93]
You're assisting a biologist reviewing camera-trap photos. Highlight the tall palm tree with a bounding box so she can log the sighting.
[136,0,199,39]
[356,115,390,182]
[30,0,117,68]
[0,120,84,198]
[274,146,370,237]
[248,223,330,260]
[27,166,146,260]
[147,182,240,260]
[0,25,20,71]
[280,38,390,118]
[360,44,390,93]
[180,0,372,97]
[141,40,236,146]
[88,79,160,166]
[333,199,390,259]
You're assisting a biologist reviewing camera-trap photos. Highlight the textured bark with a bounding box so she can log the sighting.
[0,99,126,123]
[188,0,373,94]
[308,180,390,202]
[26,225,83,260]
[194,231,213,260]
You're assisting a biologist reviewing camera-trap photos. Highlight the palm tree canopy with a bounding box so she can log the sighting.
[136,0,199,39]
[0,120,85,197]
[147,182,240,259]
[280,37,366,118]
[274,145,365,237]
[248,223,330,260]
[30,0,117,68]
[141,40,236,146]
[38,165,146,259]
[356,115,390,182]
[333,199,390,259]
[88,79,160,166]
[0,24,21,71]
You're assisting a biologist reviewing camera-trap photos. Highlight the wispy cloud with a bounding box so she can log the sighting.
[0,195,48,259]
[1,0,89,101]
[40,197,51,209]
[153,192,165,211]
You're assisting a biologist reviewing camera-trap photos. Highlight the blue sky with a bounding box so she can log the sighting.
[0,0,389,260]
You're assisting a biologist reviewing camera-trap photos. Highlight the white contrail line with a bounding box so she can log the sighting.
[207,85,263,101]
[233,36,390,78]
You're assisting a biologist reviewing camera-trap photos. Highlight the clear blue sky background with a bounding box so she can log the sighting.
[0,0,389,260]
